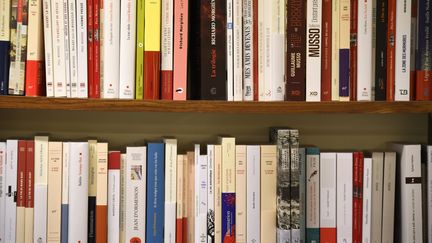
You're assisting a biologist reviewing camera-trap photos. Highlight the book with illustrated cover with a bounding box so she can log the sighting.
[290,131,300,242]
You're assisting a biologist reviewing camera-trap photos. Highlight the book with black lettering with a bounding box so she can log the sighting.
[286,0,306,101]
[306,0,322,101]
[189,0,227,100]
[374,0,387,100]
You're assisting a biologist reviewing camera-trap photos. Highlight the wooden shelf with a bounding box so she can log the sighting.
[0,96,431,114]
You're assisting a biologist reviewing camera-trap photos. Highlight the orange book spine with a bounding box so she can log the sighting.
[320,228,337,243]
[95,205,107,243]
[176,219,183,243]
[386,0,396,101]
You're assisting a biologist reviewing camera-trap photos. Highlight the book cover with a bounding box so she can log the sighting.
[260,145,277,243]
[381,152,396,243]
[370,152,384,243]
[362,157,372,243]
[87,0,94,98]
[214,145,222,243]
[51,0,66,97]
[226,0,233,101]
[198,154,208,243]
[243,0,254,101]
[235,145,246,242]
[349,0,358,101]
[189,0,227,100]
[320,153,337,243]
[119,0,136,99]
[33,136,48,243]
[108,151,121,243]
[88,140,97,243]
[0,143,6,242]
[92,0,100,98]
[331,0,340,100]
[0,0,10,95]
[8,0,28,95]
[77,0,88,98]
[415,0,432,100]
[5,140,18,243]
[321,0,332,101]
[16,140,27,243]
[68,0,78,98]
[68,142,89,243]
[233,0,242,101]
[299,148,306,243]
[25,0,45,96]
[134,0,144,99]
[336,153,353,242]
[161,0,174,100]
[306,147,320,243]
[96,142,108,243]
[164,139,177,243]
[374,0,387,100]
[339,0,350,101]
[146,143,165,242]
[386,0,396,101]
[143,0,161,99]
[125,147,146,242]
[246,145,260,243]
[176,155,184,243]
[207,145,215,243]
[357,0,373,100]
[306,0,322,101]
[61,142,69,243]
[172,0,188,100]
[47,141,62,242]
[352,152,364,243]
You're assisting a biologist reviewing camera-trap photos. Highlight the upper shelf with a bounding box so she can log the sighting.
[0,96,431,114]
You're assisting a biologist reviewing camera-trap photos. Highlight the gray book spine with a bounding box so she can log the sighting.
[61,203,69,243]
[290,130,301,243]
[299,148,306,243]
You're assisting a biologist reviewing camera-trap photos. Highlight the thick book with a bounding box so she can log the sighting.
[357,0,373,100]
[320,153,337,243]
[108,151,120,243]
[299,148,306,243]
[306,0,322,101]
[68,142,89,243]
[306,147,320,243]
[198,154,208,243]
[189,0,227,100]
[370,152,384,243]
[260,145,277,243]
[331,0,340,100]
[352,152,364,243]
[76,0,88,98]
[16,140,27,243]
[51,0,67,97]
[214,145,222,243]
[61,142,69,243]
[143,0,161,99]
[68,0,78,98]
[47,142,62,242]
[176,155,184,243]
[207,145,215,243]
[242,0,255,101]
[381,152,396,243]
[96,143,108,243]
[24,140,35,243]
[146,143,165,242]
[362,157,372,243]
[87,0,94,98]
[349,0,358,101]
[161,0,174,100]
[415,0,432,100]
[0,0,10,95]
[235,145,246,242]
[164,139,177,243]
[119,0,136,99]
[135,0,144,99]
[339,0,350,101]
[336,153,353,242]
[226,0,233,101]
[246,145,260,243]
[5,140,18,243]
[33,136,48,243]
[386,0,396,101]
[374,0,387,100]
[172,0,188,100]
[321,0,332,101]
[0,143,6,242]
[233,0,243,101]
[88,140,97,243]
[25,0,45,96]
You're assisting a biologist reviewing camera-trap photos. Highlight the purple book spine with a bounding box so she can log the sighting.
[339,49,350,98]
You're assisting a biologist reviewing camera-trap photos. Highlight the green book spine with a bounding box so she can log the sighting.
[135,0,145,99]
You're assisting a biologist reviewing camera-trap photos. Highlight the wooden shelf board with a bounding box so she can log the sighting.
[0,96,431,114]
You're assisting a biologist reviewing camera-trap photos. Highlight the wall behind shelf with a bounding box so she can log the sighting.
[0,109,428,152]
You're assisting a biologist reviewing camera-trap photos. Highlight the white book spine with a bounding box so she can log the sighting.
[0,143,6,243]
[43,0,54,97]
[214,145,222,243]
[320,153,337,231]
[108,154,120,243]
[33,136,48,243]
[63,0,71,97]
[161,0,173,87]
[428,146,432,243]
[336,153,353,243]
[381,152,396,243]
[233,0,243,101]
[68,142,89,243]
[362,157,372,243]
[164,139,177,243]
[52,0,67,97]
[5,140,17,243]
[119,0,136,99]
[76,0,88,98]
[227,0,234,101]
[357,0,373,101]
[207,145,215,242]
[306,0,322,101]
[194,144,201,242]
[262,1,271,101]
[257,0,265,100]
[125,147,146,241]
[198,155,208,243]
[246,145,260,243]
[394,0,412,101]
[270,0,285,101]
[242,0,253,101]
[102,0,120,98]
[68,0,78,98]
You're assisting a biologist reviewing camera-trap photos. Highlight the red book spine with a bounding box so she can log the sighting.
[17,140,27,208]
[26,141,34,209]
[25,62,45,97]
[182,219,187,243]
[175,218,182,243]
[92,0,101,98]
[352,152,364,243]
[144,52,161,99]
[253,0,258,101]
[161,71,173,100]
[321,0,332,101]
[357,153,364,242]
[386,0,396,101]
[320,228,337,243]
[87,0,94,98]
[350,0,358,101]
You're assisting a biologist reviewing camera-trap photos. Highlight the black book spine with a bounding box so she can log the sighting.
[87,197,96,243]
[0,41,9,95]
[374,0,388,100]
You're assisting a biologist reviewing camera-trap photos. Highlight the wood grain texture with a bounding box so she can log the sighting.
[0,96,432,113]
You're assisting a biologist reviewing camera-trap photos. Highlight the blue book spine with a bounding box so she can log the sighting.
[222,193,235,242]
[146,143,165,243]
[0,41,9,95]
[61,204,69,243]
[339,49,350,98]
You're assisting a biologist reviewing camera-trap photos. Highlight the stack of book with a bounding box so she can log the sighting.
[0,0,431,101]
[0,128,430,242]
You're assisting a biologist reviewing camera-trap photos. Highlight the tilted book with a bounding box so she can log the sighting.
[320,153,337,243]
[246,145,260,243]
[337,153,353,242]
[16,140,27,243]
[214,145,222,243]
[0,143,6,242]
[47,142,62,242]
[96,143,108,243]
[260,145,277,243]
[160,0,174,100]
[108,151,121,243]
[306,0,322,101]
[172,0,188,100]
[61,142,69,243]
[164,139,177,243]
[339,0,351,101]
[235,145,246,242]
[33,136,48,243]
[362,157,372,243]
[0,0,10,95]
[5,140,18,243]
[381,152,396,243]
[207,145,215,243]
[306,147,320,242]
[370,152,384,243]
[119,0,136,99]
[134,0,144,99]
[88,140,97,243]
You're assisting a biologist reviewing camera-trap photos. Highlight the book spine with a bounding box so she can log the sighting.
[252,0,258,101]
[357,0,373,100]
[5,140,18,243]
[235,146,246,242]
[269,0,285,101]
[146,143,165,242]
[349,0,358,101]
[68,142,89,243]
[8,0,28,95]
[306,148,320,242]
[415,0,432,100]
[68,0,78,98]
[207,145,215,243]
[119,154,125,243]
[52,0,66,97]
[16,140,26,243]
[0,0,10,95]
[370,152,384,243]
[353,152,364,243]
[286,0,306,101]
[47,142,62,242]
[161,0,174,100]
[221,138,236,243]
[321,0,332,101]
[362,157,372,243]
[176,155,184,243]
[92,0,100,98]
[410,0,417,101]
[233,0,242,101]
[381,152,396,243]
[0,143,6,242]
[306,0,322,101]
[25,0,45,97]
[320,153,337,243]
[61,142,69,243]
[118,0,136,99]
[198,155,208,243]
[339,0,350,101]
[96,143,108,243]
[108,151,120,243]
[246,145,260,243]
[76,0,87,98]
[186,152,194,243]
[260,145,277,243]
[135,0,144,99]
[143,0,161,99]
[164,139,177,243]
[99,0,103,97]
[33,137,48,243]
[63,0,70,97]
[257,0,265,100]
[331,0,340,100]
[227,0,234,101]
[214,145,222,243]
[299,148,306,243]
[386,0,396,100]
[336,153,353,242]
[87,0,94,98]
[88,140,97,243]
[172,0,188,100]
[374,0,387,100]
[289,131,300,242]
[194,145,200,242]
[428,147,432,243]
[394,0,412,101]
[243,0,253,101]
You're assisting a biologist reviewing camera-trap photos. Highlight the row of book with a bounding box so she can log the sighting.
[0,129,431,243]
[0,0,431,101]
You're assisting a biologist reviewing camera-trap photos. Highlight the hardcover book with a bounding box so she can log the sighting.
[47,141,62,242]
[306,0,322,101]
[144,0,161,99]
[164,139,177,243]
[306,147,320,242]
[0,0,10,95]
[0,143,6,242]
[16,140,27,243]
[339,0,351,101]
[161,0,174,100]
[374,0,387,100]
[88,140,97,243]
[172,0,188,100]
[336,153,353,242]
[207,145,215,243]
[96,143,108,243]
[33,136,48,243]
[108,151,121,243]
[246,145,260,243]
[381,152,396,243]
[119,0,136,99]
[260,145,277,243]
[61,142,69,243]
[235,145,246,242]
[5,140,18,243]
[320,153,337,243]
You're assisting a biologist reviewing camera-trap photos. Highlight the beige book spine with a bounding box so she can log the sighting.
[27,0,44,61]
[214,145,222,243]
[47,142,62,243]
[96,143,108,206]
[176,155,184,220]
[88,140,98,197]
[331,0,340,100]
[187,151,195,243]
[220,137,236,193]
[236,145,247,242]
[260,145,277,243]
[0,0,10,41]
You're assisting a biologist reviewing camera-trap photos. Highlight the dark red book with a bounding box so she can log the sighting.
[350,0,358,101]
[144,52,161,99]
[415,0,432,100]
[26,141,34,210]
[353,152,364,243]
[253,0,258,101]
[175,217,182,243]
[87,0,94,98]
[386,0,396,101]
[321,0,332,101]
[92,0,101,98]
[17,140,27,209]
[161,71,173,100]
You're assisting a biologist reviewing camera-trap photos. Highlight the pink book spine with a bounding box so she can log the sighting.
[173,0,188,100]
